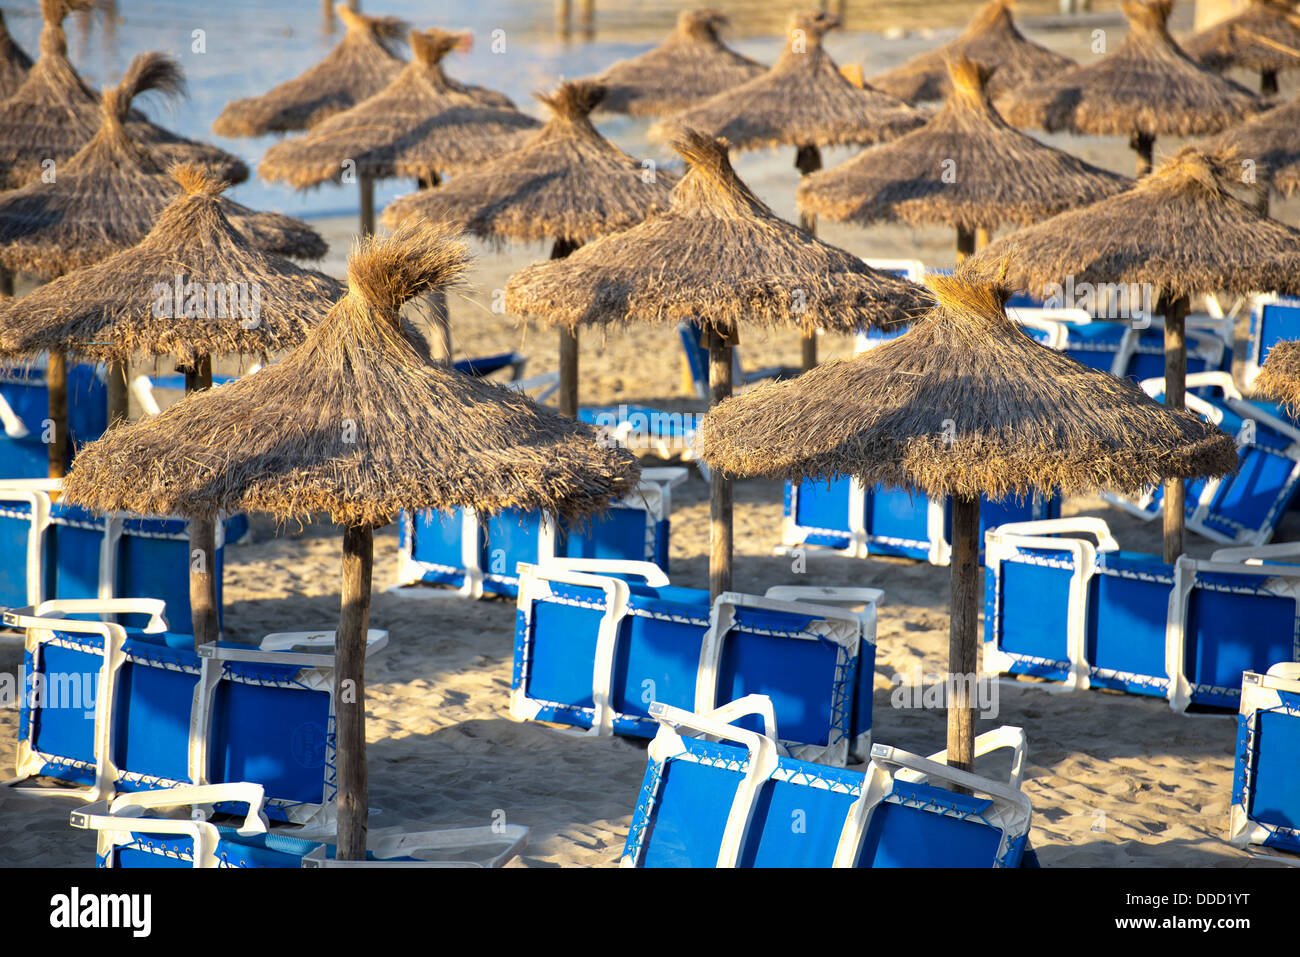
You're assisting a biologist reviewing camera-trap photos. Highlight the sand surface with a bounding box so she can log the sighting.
[3,6,1299,868]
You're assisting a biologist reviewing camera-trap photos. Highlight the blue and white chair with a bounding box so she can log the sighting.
[70,782,530,868]
[782,476,1058,565]
[0,359,107,479]
[620,697,1033,868]
[1244,294,1300,389]
[511,560,880,764]
[984,519,1300,710]
[1230,662,1300,864]
[3,600,387,829]
[1103,373,1300,545]
[392,467,687,600]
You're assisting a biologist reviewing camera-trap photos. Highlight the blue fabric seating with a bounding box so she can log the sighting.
[984,519,1300,710]
[70,783,529,868]
[3,600,388,828]
[393,467,686,600]
[1244,295,1300,388]
[1102,373,1300,545]
[511,561,880,764]
[620,697,1033,868]
[0,360,106,479]
[0,479,243,634]
[782,474,1058,565]
[1230,663,1300,864]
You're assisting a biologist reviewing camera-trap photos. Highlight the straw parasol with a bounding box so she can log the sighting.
[582,9,765,116]
[798,56,1131,260]
[651,10,924,368]
[963,146,1300,559]
[868,0,1075,105]
[506,129,932,599]
[1254,339,1300,410]
[0,163,342,646]
[0,9,33,101]
[1183,0,1300,94]
[382,80,677,417]
[1201,93,1300,213]
[999,0,1261,175]
[0,0,248,189]
[696,275,1238,772]
[62,218,641,860]
[260,27,540,234]
[213,5,408,137]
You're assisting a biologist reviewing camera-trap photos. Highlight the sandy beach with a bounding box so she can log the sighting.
[2,2,1299,868]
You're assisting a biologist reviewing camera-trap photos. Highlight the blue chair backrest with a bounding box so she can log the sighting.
[1253,298,1300,368]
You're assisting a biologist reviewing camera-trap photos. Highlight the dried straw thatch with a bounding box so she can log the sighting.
[1183,0,1300,76]
[1253,339,1300,410]
[649,11,923,150]
[60,219,641,526]
[0,9,34,101]
[212,5,409,137]
[0,164,341,366]
[1202,93,1300,195]
[998,0,1260,139]
[260,28,539,189]
[868,0,1075,104]
[0,0,248,188]
[583,9,765,116]
[505,129,932,335]
[696,276,1239,500]
[962,147,1300,302]
[381,81,676,245]
[0,53,326,278]
[797,57,1130,234]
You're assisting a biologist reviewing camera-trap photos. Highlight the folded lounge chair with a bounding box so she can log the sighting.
[984,519,1300,710]
[392,467,686,600]
[620,697,1033,868]
[3,600,387,829]
[1230,662,1300,864]
[511,562,880,764]
[0,359,106,479]
[70,782,529,868]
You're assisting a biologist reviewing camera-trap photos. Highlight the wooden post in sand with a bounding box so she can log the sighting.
[708,326,734,601]
[106,360,129,429]
[184,355,220,649]
[947,495,980,776]
[796,144,823,371]
[956,227,977,264]
[552,238,581,418]
[1132,133,1155,177]
[1162,295,1190,563]
[47,352,68,482]
[336,522,374,861]
[360,174,375,237]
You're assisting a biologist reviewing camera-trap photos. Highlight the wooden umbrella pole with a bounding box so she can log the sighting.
[47,351,68,484]
[1261,69,1279,96]
[0,267,13,297]
[417,172,453,364]
[106,360,129,429]
[552,237,581,418]
[184,355,220,649]
[359,174,375,237]
[336,522,374,861]
[947,495,980,777]
[975,227,992,251]
[708,326,735,601]
[1162,296,1189,563]
[955,226,976,263]
[796,144,823,371]
[1132,132,1155,177]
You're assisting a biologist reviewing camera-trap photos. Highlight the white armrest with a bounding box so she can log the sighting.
[764,585,884,608]
[1209,541,1300,565]
[535,557,670,587]
[637,467,689,488]
[0,391,29,438]
[31,598,170,633]
[986,517,1119,552]
[915,726,1027,789]
[130,375,162,416]
[108,782,268,837]
[1140,371,1241,402]
[506,371,560,403]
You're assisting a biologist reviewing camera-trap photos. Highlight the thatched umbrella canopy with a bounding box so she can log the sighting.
[582,9,765,116]
[697,275,1238,773]
[1254,339,1300,410]
[62,218,641,860]
[999,0,1261,174]
[964,146,1300,559]
[868,0,1075,105]
[651,10,923,368]
[798,56,1130,258]
[1202,93,1300,211]
[0,9,34,101]
[213,5,408,137]
[0,162,342,647]
[507,129,932,599]
[260,27,539,231]
[0,53,326,280]
[0,0,248,189]
[383,80,676,418]
[1183,0,1300,94]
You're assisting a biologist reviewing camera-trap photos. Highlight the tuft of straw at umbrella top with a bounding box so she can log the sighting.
[1254,339,1300,412]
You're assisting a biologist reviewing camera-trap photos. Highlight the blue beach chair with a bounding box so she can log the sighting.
[0,359,107,480]
[392,468,686,600]
[70,783,530,868]
[620,697,1033,868]
[4,601,387,828]
[1230,663,1300,864]
[511,560,880,764]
